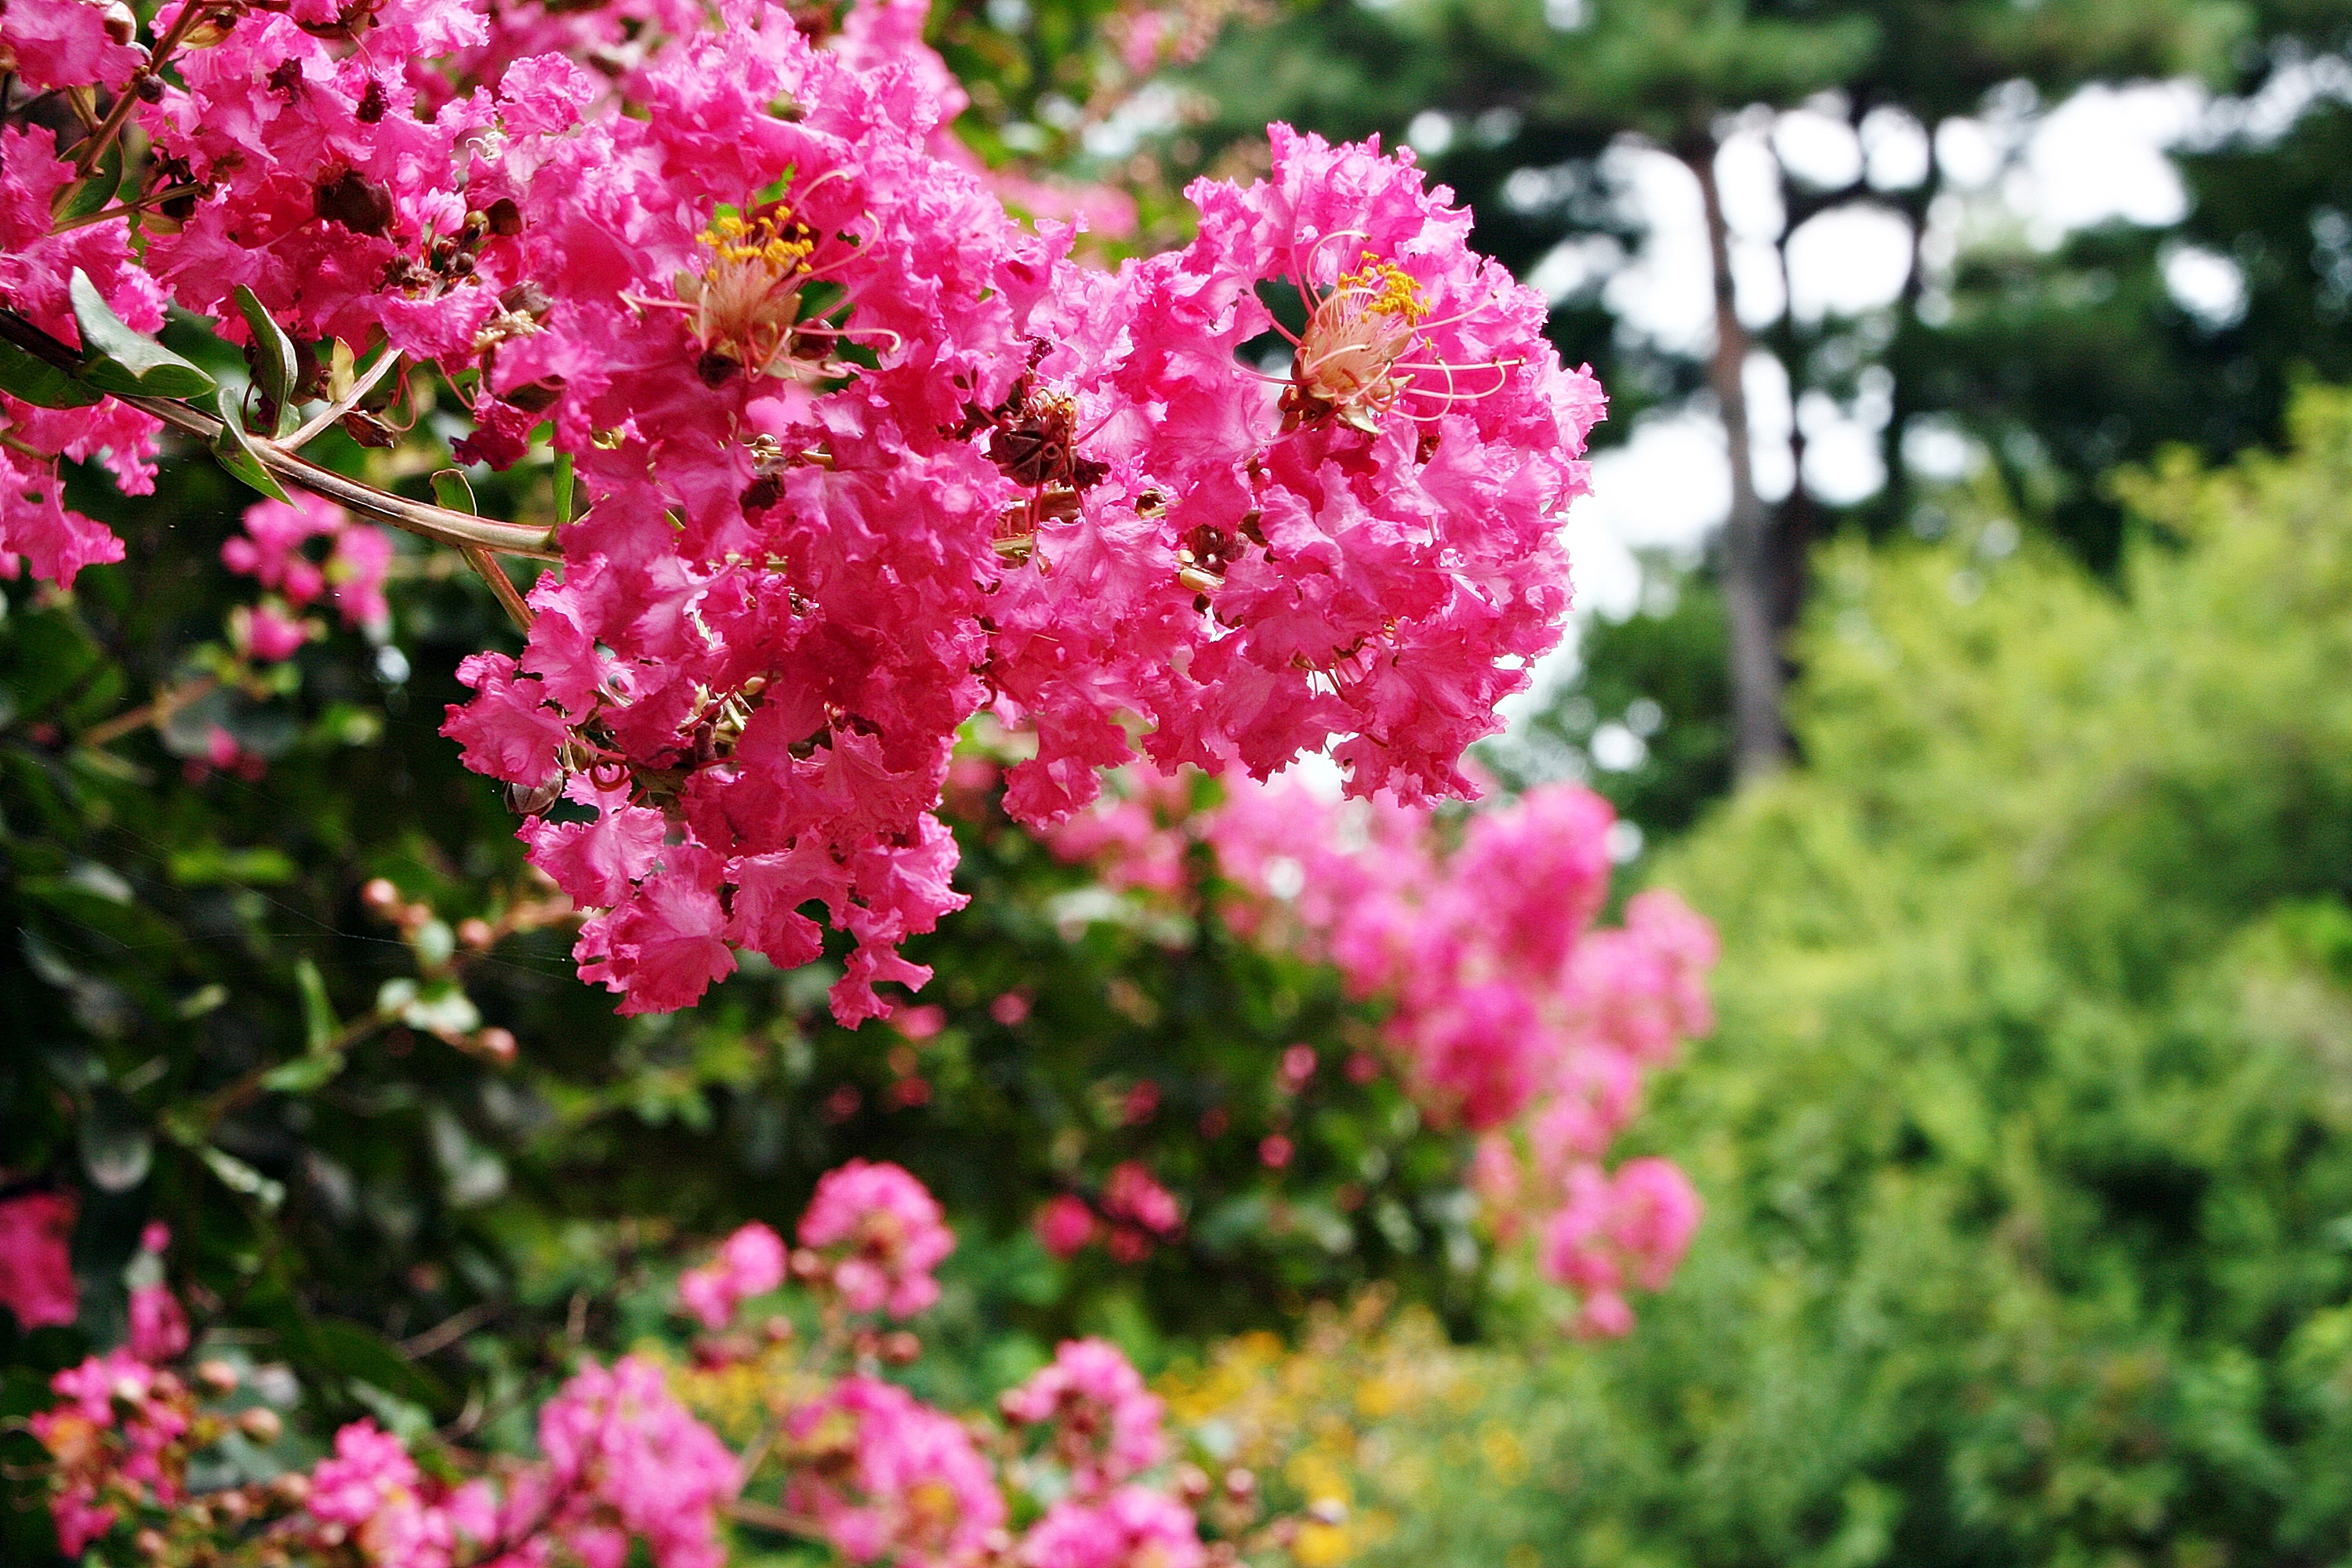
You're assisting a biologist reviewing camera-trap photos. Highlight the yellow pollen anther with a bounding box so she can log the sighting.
[1283,252,1428,434]
[671,205,839,384]
[1332,255,1426,324]
[701,212,818,273]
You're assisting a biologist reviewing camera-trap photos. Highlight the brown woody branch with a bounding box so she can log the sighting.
[0,310,563,561]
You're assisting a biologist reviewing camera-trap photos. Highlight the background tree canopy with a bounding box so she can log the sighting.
[1177,0,2352,800]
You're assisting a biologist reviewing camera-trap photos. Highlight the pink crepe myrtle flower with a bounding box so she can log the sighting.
[1035,1195,1099,1259]
[0,1189,78,1331]
[1203,775,1714,1330]
[1000,1338,1166,1497]
[9,0,1599,1031]
[677,1221,789,1330]
[308,1418,424,1533]
[237,602,314,663]
[798,1160,955,1318]
[32,1350,196,1554]
[127,1286,189,1363]
[1100,1163,1179,1237]
[223,495,391,632]
[538,1355,741,1568]
[1020,1485,1203,1568]
[0,0,147,92]
[1539,1157,1701,1338]
[785,1374,1006,1568]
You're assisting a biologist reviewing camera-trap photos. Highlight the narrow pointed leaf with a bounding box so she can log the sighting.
[212,387,292,503]
[295,957,338,1054]
[71,269,216,400]
[234,286,303,436]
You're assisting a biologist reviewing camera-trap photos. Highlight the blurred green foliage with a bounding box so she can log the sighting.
[1307,387,2352,1567]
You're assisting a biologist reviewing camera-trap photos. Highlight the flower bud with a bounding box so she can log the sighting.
[240,1406,285,1443]
[197,1359,240,1395]
[457,917,495,949]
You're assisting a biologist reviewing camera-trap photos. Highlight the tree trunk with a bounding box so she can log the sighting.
[1769,184,1817,652]
[1686,138,1789,782]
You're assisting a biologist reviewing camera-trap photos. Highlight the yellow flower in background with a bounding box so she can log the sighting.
[1155,1291,1561,1568]
[1295,1519,1353,1566]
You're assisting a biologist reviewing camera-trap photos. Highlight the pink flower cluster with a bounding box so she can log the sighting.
[221,493,394,661]
[1537,1156,1702,1338]
[677,1221,789,1330]
[27,1210,742,1566]
[0,111,159,588]
[673,1164,956,1330]
[1032,1161,1182,1265]
[305,1417,512,1568]
[126,1221,190,1363]
[797,1158,956,1317]
[1001,1338,1167,1497]
[26,1166,1221,1568]
[1194,776,1714,1328]
[0,1189,78,1330]
[3,0,1598,1025]
[786,1374,1006,1567]
[1022,1486,1204,1568]
[32,1349,195,1555]
[535,1354,743,1568]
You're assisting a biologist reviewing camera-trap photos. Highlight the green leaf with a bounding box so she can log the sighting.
[0,336,101,409]
[199,1145,285,1210]
[296,958,338,1054]
[297,1319,456,1417]
[233,286,303,436]
[430,468,478,514]
[211,386,292,503]
[50,139,123,224]
[258,1051,345,1094]
[164,844,298,887]
[70,270,215,400]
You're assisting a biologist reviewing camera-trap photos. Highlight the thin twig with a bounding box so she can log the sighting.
[463,546,535,632]
[283,340,404,451]
[401,1300,504,1359]
[0,310,561,560]
[725,1501,829,1538]
[80,672,217,748]
[68,0,210,174]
